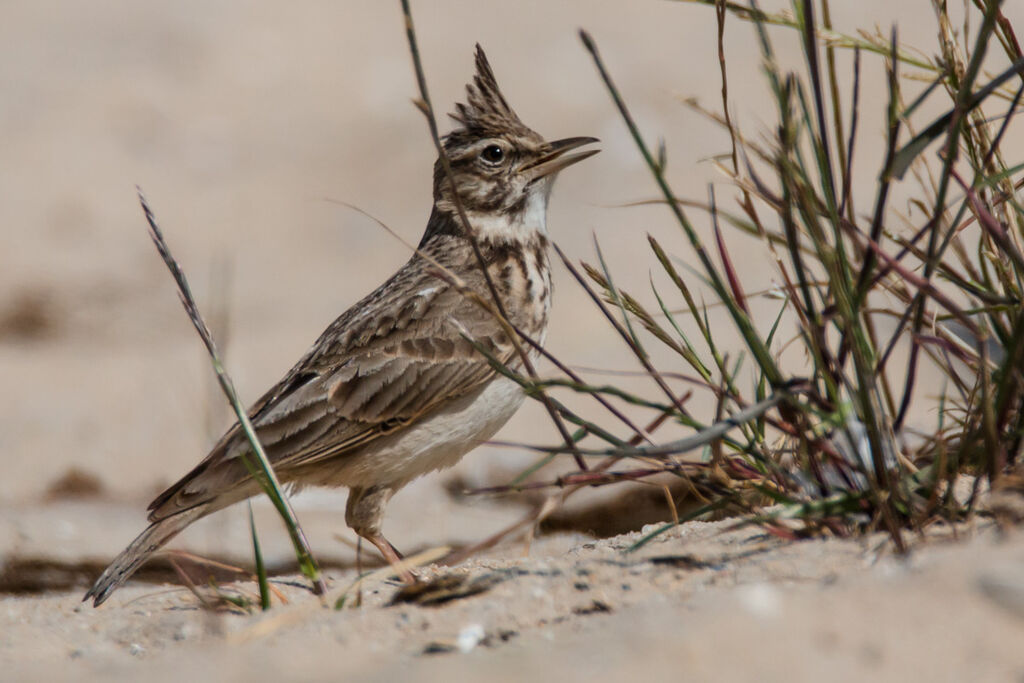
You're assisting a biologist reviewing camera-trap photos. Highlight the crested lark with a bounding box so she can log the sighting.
[85,45,597,606]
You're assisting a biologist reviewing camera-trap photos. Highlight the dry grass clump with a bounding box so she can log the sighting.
[483,0,1024,553]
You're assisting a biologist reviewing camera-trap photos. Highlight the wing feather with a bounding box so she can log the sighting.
[147,242,520,521]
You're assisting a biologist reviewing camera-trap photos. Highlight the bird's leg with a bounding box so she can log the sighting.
[346,485,417,583]
[363,532,416,583]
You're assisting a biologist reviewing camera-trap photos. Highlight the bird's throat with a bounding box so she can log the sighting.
[462,187,549,243]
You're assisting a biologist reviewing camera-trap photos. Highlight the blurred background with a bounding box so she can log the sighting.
[3,1,1022,565]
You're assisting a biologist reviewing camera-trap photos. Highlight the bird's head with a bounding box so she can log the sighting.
[429,45,598,243]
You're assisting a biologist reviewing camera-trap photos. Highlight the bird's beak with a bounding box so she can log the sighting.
[522,136,600,181]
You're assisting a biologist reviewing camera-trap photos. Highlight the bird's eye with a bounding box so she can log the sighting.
[480,144,505,164]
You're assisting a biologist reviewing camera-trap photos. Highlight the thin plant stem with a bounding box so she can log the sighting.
[137,189,325,599]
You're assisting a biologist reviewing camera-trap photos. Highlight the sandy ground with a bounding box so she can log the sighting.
[3,514,1024,682]
[4,0,1024,680]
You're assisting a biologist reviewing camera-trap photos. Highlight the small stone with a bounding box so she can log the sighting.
[456,624,486,653]
[736,584,782,619]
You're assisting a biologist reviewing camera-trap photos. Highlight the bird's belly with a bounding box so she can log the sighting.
[324,375,526,489]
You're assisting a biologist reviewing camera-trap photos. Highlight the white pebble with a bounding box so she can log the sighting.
[737,583,782,619]
[455,624,486,653]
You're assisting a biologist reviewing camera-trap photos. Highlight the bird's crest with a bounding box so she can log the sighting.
[448,45,535,140]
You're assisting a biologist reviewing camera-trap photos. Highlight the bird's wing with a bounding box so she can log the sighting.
[147,259,517,521]
[254,326,515,470]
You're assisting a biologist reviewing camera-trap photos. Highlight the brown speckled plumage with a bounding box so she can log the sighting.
[85,45,597,606]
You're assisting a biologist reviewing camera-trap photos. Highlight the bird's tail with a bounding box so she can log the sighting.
[83,505,208,607]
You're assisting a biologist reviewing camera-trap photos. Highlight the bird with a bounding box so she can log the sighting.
[84,45,598,606]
